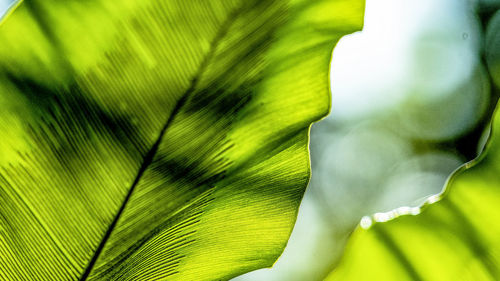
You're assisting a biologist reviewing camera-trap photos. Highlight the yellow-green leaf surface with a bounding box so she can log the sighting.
[326,108,500,280]
[0,0,364,280]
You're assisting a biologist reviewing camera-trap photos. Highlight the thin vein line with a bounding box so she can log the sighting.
[79,6,243,280]
[0,174,81,271]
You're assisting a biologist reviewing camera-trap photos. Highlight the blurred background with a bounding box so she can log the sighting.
[234,0,498,280]
[0,0,496,280]
[0,0,14,20]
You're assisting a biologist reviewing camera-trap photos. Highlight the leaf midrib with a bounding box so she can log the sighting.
[78,5,244,280]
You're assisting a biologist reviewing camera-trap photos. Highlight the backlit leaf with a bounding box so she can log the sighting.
[0,0,364,280]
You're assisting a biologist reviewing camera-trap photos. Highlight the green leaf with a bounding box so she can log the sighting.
[0,0,364,280]
[325,92,500,279]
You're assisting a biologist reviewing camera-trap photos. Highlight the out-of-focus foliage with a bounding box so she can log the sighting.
[486,7,500,88]
[325,107,500,281]
[325,2,500,280]
[0,0,364,280]
[236,0,496,280]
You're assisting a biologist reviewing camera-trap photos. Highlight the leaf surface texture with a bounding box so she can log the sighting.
[0,0,364,280]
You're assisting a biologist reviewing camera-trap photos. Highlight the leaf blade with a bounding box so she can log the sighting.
[0,0,364,280]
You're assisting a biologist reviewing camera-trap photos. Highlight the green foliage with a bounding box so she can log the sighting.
[325,5,500,280]
[0,0,363,280]
[326,106,500,281]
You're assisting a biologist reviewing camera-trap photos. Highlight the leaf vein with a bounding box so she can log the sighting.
[78,4,246,280]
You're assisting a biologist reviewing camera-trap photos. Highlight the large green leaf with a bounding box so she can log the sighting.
[0,0,363,280]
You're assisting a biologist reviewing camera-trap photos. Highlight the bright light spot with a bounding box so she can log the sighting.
[374,212,393,222]
[394,206,421,216]
[395,206,411,214]
[427,194,441,204]
[368,206,422,225]
[360,216,372,229]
